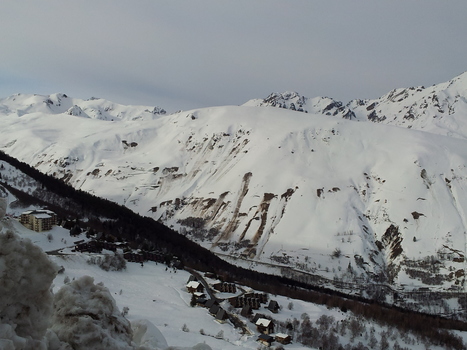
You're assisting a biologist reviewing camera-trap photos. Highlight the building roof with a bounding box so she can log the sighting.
[22,209,55,215]
[267,300,280,312]
[275,333,291,339]
[256,318,272,327]
[196,298,207,304]
[241,305,252,314]
[205,299,218,308]
[257,334,274,342]
[33,213,52,219]
[216,308,228,320]
[209,304,220,314]
[186,281,201,289]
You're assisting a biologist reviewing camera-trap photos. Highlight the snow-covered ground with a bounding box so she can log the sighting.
[1,211,465,349]
[11,218,281,349]
[5,218,305,349]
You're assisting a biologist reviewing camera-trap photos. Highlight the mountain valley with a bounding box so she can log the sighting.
[2,73,467,317]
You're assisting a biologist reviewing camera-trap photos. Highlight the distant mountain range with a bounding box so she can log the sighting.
[245,71,467,138]
[1,72,467,307]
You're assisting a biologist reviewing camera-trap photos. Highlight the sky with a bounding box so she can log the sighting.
[1,0,467,113]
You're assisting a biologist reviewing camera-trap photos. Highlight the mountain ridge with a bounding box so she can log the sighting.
[245,70,467,139]
[0,92,166,121]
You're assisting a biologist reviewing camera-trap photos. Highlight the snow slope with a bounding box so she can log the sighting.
[1,73,467,299]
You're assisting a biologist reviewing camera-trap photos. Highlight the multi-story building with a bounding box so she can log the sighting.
[20,210,57,232]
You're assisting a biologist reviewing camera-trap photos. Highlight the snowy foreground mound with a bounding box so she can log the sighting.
[0,230,55,349]
[0,228,209,350]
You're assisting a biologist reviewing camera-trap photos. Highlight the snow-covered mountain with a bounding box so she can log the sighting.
[0,93,166,121]
[245,72,467,139]
[243,91,356,120]
[2,72,467,300]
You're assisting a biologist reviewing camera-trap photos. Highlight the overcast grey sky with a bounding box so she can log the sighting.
[1,1,466,112]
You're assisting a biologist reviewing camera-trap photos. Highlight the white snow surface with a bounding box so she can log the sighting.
[2,208,466,349]
[0,219,216,350]
[1,72,467,296]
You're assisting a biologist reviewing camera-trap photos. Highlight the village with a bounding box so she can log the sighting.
[185,273,292,348]
[16,207,293,347]
[19,209,292,346]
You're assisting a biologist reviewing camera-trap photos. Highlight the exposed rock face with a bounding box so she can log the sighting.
[261,91,308,112]
[244,91,357,119]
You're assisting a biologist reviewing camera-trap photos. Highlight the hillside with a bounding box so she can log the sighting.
[1,163,466,350]
[1,73,467,313]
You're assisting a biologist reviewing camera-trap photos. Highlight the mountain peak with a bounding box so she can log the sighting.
[243,72,467,138]
[258,91,308,112]
[0,93,166,121]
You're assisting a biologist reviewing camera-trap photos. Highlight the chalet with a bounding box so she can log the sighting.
[255,318,274,334]
[186,281,204,294]
[20,209,57,232]
[215,308,229,323]
[267,300,280,313]
[257,334,274,346]
[228,296,241,308]
[195,298,207,307]
[275,333,292,345]
[213,282,237,293]
[204,299,219,309]
[193,291,206,299]
[244,292,268,304]
[240,305,252,317]
[229,295,261,309]
[209,304,220,316]
[252,313,267,324]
